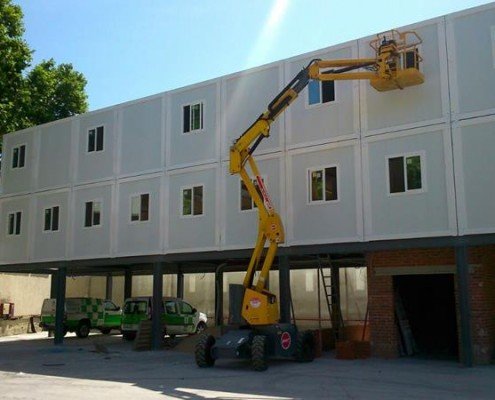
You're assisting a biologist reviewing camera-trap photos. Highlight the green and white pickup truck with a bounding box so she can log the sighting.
[40,297,122,338]
[121,296,207,341]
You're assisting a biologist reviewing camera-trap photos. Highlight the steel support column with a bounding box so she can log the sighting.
[105,273,113,301]
[152,262,164,350]
[215,268,224,326]
[456,246,473,367]
[124,269,132,300]
[54,266,67,345]
[278,256,291,324]
[177,268,184,299]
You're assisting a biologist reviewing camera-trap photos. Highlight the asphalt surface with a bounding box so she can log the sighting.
[0,332,494,399]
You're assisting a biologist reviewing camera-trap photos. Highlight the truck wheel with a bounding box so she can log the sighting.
[196,321,207,334]
[195,334,215,368]
[122,332,136,341]
[100,328,111,335]
[295,331,315,362]
[76,321,91,338]
[251,335,268,371]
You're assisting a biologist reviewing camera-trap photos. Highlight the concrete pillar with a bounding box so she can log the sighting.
[105,273,113,301]
[124,269,132,300]
[54,266,67,345]
[456,246,473,367]
[278,256,291,324]
[152,263,164,350]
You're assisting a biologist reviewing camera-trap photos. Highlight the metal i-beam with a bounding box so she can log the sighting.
[152,263,163,350]
[54,266,67,345]
[456,246,473,367]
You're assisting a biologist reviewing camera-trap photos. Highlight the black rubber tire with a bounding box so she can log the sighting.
[100,328,111,335]
[196,321,207,334]
[122,332,136,341]
[251,335,268,372]
[76,321,91,338]
[295,331,315,362]
[195,334,215,368]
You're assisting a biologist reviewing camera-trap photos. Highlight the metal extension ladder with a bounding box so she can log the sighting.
[317,255,345,340]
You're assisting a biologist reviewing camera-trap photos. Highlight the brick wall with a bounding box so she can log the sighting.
[468,245,495,364]
[367,245,495,365]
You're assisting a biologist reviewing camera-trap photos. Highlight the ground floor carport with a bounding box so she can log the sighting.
[1,233,494,367]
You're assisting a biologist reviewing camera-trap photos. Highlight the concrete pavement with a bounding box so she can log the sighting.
[0,332,493,399]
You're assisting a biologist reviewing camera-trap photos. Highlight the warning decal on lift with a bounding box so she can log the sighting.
[280,331,291,350]
[249,298,261,308]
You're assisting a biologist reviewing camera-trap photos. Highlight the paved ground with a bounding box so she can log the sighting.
[0,332,493,399]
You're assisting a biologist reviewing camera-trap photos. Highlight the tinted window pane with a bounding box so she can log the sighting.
[88,129,95,152]
[140,193,149,221]
[8,213,15,235]
[44,208,52,231]
[131,196,140,221]
[19,145,26,167]
[406,155,422,190]
[308,80,321,105]
[182,188,192,215]
[52,206,59,231]
[85,202,93,227]
[180,302,193,314]
[389,157,405,193]
[322,80,335,103]
[405,49,418,69]
[183,105,190,133]
[193,186,203,215]
[93,202,101,225]
[96,126,104,151]
[191,103,201,130]
[324,167,338,201]
[12,147,19,168]
[15,212,21,235]
[311,170,323,201]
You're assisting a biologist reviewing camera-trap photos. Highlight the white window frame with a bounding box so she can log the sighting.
[129,193,150,223]
[305,74,337,109]
[6,211,22,236]
[83,199,103,228]
[386,151,427,197]
[11,144,27,169]
[182,101,205,134]
[86,125,105,153]
[43,205,61,233]
[307,164,340,205]
[239,175,268,213]
[180,184,204,218]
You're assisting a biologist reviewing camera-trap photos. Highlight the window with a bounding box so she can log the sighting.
[180,301,194,314]
[403,48,420,70]
[130,193,149,222]
[12,145,26,168]
[388,154,423,194]
[308,166,338,203]
[84,201,102,227]
[308,79,335,106]
[182,185,203,216]
[165,301,177,315]
[240,177,265,211]
[104,301,119,311]
[87,126,104,152]
[183,102,204,133]
[44,206,60,232]
[7,211,22,236]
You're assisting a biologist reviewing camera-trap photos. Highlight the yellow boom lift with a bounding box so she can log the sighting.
[196,30,424,371]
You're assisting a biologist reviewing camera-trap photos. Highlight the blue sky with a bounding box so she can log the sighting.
[15,0,492,111]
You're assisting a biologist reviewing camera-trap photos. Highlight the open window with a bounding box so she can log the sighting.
[388,153,424,194]
[183,102,204,133]
[308,166,338,203]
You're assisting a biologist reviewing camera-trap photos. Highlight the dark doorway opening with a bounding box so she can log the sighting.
[394,274,458,360]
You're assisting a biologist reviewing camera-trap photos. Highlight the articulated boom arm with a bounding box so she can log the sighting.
[230,30,424,326]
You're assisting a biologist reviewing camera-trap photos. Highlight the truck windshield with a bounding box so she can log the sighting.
[124,301,148,314]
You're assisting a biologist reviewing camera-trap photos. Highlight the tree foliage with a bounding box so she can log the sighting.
[0,0,88,141]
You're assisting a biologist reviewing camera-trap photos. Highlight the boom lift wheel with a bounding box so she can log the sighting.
[195,334,216,368]
[251,335,268,371]
[295,331,315,362]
